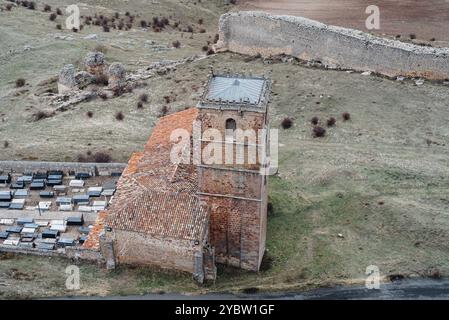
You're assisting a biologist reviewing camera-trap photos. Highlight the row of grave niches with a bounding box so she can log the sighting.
[0,170,121,189]
[0,216,90,250]
[0,172,118,211]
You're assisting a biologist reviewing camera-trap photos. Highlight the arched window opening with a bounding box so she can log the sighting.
[225,118,236,141]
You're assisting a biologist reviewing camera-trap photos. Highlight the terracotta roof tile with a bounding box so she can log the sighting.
[103,107,208,241]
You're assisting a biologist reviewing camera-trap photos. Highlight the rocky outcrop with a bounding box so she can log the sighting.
[217,11,449,80]
[58,64,77,93]
[108,62,126,91]
[84,51,106,76]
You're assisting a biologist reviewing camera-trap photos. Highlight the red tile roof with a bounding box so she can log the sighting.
[104,108,209,241]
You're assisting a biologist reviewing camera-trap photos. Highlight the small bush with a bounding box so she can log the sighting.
[160,105,169,116]
[98,92,108,100]
[140,20,147,28]
[4,141,9,148]
[206,48,215,55]
[15,78,25,87]
[103,25,110,32]
[49,13,57,21]
[86,111,93,118]
[199,28,206,33]
[115,111,124,121]
[56,24,62,30]
[72,27,78,32]
[137,101,143,109]
[214,33,219,43]
[139,93,148,103]
[172,40,181,48]
[94,151,112,163]
[5,4,12,10]
[56,8,62,15]
[202,45,209,52]
[186,25,193,33]
[327,117,336,127]
[342,112,351,121]
[313,126,326,138]
[281,117,293,129]
[430,37,436,42]
[43,4,51,12]
[33,111,53,121]
[27,1,35,10]
[311,116,319,125]
[198,18,203,25]
[115,12,119,19]
[409,34,416,39]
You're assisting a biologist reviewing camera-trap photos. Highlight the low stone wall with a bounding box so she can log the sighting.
[0,244,102,262]
[0,161,126,176]
[217,11,449,80]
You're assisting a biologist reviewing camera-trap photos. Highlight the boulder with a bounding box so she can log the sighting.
[108,62,126,91]
[58,64,77,93]
[75,71,95,89]
[84,51,106,76]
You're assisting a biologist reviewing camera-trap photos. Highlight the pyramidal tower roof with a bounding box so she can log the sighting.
[198,73,271,112]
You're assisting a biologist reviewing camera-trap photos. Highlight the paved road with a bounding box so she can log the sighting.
[57,279,449,300]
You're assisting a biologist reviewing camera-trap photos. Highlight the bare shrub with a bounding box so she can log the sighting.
[137,101,143,109]
[94,151,112,163]
[139,93,148,103]
[342,112,351,121]
[33,111,53,121]
[281,117,293,129]
[172,40,181,48]
[327,117,336,127]
[115,111,124,121]
[313,126,326,138]
[311,116,319,125]
[86,111,93,118]
[15,78,25,87]
[43,4,51,12]
[49,13,57,21]
[56,24,62,30]
[160,105,169,116]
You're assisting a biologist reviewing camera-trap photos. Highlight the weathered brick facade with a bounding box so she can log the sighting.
[196,74,271,271]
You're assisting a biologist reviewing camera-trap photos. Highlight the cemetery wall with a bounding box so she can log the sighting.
[0,161,126,175]
[217,11,449,80]
[0,245,102,262]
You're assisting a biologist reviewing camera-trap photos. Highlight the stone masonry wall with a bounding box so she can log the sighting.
[217,11,449,80]
[110,229,203,276]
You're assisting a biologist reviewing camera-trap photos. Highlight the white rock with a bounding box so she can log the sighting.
[361,71,372,76]
[83,34,98,40]
[415,79,425,86]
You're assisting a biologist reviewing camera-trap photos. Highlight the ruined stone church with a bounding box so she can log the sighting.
[102,73,271,282]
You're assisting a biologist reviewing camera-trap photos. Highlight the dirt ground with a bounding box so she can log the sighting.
[239,0,449,45]
[1,0,449,298]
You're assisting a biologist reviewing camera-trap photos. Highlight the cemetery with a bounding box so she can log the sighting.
[0,162,121,258]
